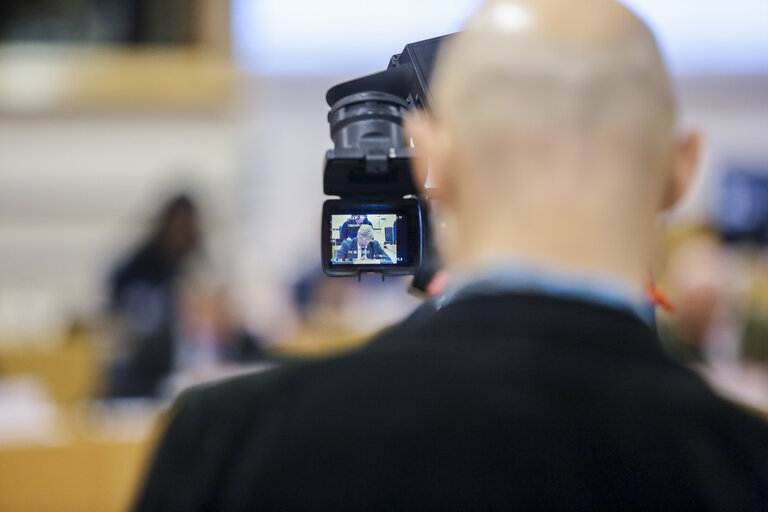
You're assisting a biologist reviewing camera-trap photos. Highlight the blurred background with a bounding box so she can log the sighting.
[0,1,767,510]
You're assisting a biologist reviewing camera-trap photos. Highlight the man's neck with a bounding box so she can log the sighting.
[448,217,653,296]
[436,253,655,325]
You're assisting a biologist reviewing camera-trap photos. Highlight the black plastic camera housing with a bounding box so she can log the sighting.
[321,35,451,279]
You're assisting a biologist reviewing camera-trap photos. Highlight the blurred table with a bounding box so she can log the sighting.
[0,387,164,512]
[0,438,153,512]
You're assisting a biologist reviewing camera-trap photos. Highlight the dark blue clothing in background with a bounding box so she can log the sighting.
[107,244,181,397]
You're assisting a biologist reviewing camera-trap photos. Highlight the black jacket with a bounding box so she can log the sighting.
[134,293,768,511]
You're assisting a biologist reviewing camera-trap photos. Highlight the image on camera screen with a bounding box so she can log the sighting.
[330,214,405,265]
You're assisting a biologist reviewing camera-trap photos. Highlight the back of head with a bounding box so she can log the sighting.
[435,0,674,147]
[407,0,698,287]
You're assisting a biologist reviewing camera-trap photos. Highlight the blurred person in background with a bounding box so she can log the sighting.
[285,267,419,356]
[290,267,367,348]
[134,0,768,510]
[659,228,768,410]
[106,194,201,398]
[176,281,266,372]
[659,231,730,364]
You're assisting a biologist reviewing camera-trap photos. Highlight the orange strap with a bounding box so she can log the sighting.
[646,278,675,313]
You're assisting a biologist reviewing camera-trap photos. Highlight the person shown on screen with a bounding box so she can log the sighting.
[339,214,373,241]
[134,1,768,510]
[335,224,392,263]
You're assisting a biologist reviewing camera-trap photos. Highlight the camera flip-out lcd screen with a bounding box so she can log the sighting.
[322,199,423,276]
[331,214,405,265]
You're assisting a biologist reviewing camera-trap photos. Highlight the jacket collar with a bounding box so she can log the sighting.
[371,291,667,363]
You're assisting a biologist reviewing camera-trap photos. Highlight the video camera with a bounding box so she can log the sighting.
[321,34,451,285]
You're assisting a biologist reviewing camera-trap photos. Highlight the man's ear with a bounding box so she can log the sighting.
[663,130,702,211]
[404,110,448,199]
[403,110,433,195]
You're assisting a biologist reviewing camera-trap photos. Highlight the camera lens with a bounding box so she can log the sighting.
[328,91,410,153]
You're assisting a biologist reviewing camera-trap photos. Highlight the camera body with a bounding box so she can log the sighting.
[321,35,450,279]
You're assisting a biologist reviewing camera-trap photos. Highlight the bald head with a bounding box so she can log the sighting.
[405,0,700,286]
[433,0,674,171]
